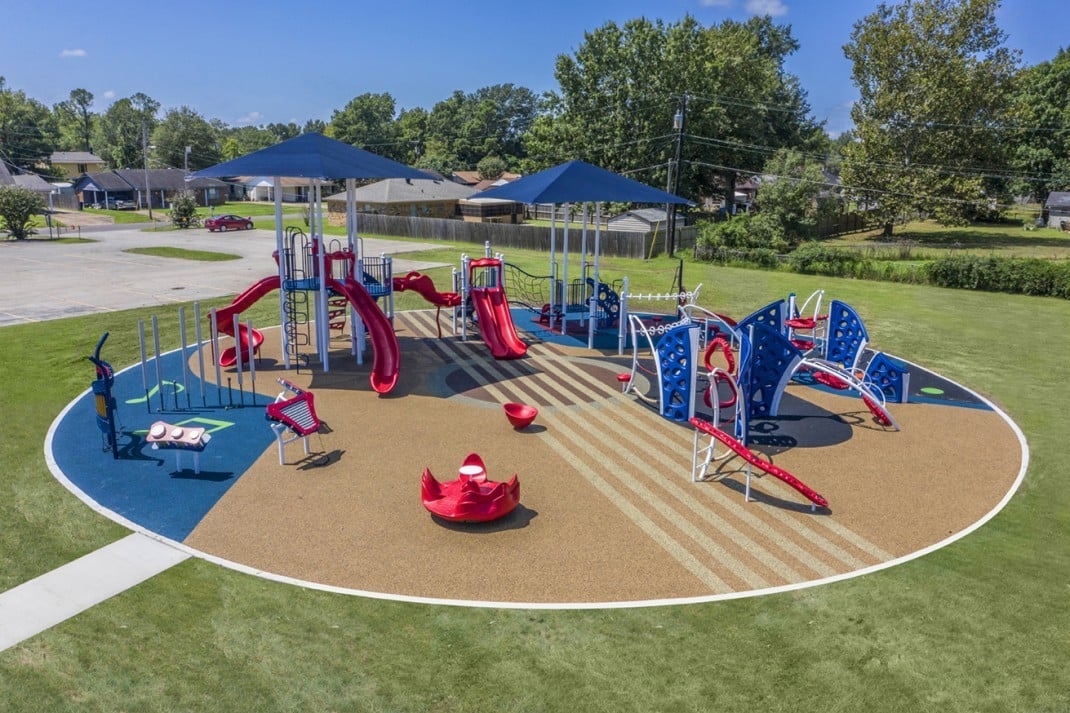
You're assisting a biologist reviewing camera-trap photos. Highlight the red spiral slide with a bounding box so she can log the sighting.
[470,287,527,360]
[690,417,828,509]
[213,275,278,367]
[326,278,400,394]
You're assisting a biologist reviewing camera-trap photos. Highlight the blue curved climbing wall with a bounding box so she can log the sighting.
[655,323,699,422]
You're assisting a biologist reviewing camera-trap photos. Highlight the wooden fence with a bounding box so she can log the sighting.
[354,213,697,259]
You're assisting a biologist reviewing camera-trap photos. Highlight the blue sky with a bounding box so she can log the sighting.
[1,0,1064,137]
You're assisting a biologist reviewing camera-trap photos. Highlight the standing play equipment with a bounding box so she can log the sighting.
[392,270,461,338]
[265,378,325,465]
[192,133,427,383]
[621,315,701,423]
[616,282,702,355]
[146,421,212,474]
[421,452,521,523]
[87,332,120,459]
[785,289,827,352]
[208,227,401,395]
[467,160,691,349]
[461,255,527,359]
[690,417,828,511]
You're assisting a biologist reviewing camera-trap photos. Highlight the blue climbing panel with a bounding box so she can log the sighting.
[825,300,869,370]
[743,324,802,421]
[585,278,621,327]
[738,299,786,337]
[865,351,910,404]
[655,323,699,423]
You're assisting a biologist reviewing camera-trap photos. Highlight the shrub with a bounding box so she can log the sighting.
[787,242,865,277]
[168,191,199,229]
[925,255,1070,299]
[0,186,45,239]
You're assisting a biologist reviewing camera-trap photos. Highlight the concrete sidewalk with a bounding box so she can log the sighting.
[0,226,447,326]
[0,534,189,651]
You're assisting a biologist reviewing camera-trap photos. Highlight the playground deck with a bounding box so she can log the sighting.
[160,312,1023,605]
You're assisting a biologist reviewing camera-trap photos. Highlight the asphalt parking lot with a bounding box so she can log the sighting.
[0,223,447,326]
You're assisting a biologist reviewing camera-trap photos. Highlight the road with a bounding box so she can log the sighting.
[0,223,448,326]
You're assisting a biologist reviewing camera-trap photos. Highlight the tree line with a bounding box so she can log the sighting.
[2,0,1067,245]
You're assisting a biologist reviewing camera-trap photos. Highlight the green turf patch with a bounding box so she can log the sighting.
[123,247,241,261]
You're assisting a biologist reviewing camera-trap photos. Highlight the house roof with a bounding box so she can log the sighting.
[326,178,476,204]
[453,171,520,186]
[114,168,227,191]
[13,174,56,192]
[236,176,314,188]
[608,208,668,225]
[74,171,133,192]
[50,151,106,165]
[1045,192,1070,209]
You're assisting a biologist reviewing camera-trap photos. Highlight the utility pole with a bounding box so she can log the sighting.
[666,94,687,257]
[184,145,191,175]
[142,121,153,220]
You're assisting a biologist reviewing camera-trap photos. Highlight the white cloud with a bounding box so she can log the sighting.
[235,111,263,126]
[59,48,87,58]
[744,0,788,16]
[102,90,116,100]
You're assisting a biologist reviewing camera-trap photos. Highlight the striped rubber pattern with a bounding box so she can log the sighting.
[401,312,893,594]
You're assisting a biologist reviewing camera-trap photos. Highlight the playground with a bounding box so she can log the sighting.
[48,255,1024,604]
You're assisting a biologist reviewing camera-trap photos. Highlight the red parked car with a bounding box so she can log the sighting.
[204,214,254,232]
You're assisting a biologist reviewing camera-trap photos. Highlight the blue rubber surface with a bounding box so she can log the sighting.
[50,348,276,542]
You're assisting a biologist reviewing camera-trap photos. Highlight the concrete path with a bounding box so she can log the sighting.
[0,534,190,651]
[0,224,447,326]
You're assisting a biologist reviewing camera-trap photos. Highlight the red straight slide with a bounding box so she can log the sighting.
[326,278,400,394]
[213,275,279,367]
[690,417,828,509]
[470,287,527,360]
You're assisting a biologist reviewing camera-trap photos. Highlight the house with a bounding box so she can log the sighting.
[231,176,311,203]
[73,169,228,209]
[1,160,60,205]
[607,208,680,233]
[325,178,477,224]
[1043,192,1070,229]
[49,151,107,179]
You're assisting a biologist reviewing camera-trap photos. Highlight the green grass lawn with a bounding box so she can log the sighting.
[195,202,305,218]
[824,218,1070,260]
[0,245,1067,712]
[122,247,241,261]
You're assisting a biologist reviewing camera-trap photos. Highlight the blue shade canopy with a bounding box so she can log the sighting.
[192,132,429,181]
[468,160,691,205]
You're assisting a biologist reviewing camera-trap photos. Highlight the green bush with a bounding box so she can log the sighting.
[787,242,866,277]
[925,255,1070,298]
[0,185,45,239]
[167,191,199,229]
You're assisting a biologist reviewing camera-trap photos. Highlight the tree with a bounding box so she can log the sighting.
[152,107,221,170]
[1007,47,1070,201]
[755,148,837,245]
[167,191,199,229]
[54,88,95,152]
[329,93,402,160]
[95,93,159,169]
[424,85,538,169]
[477,155,508,181]
[0,77,57,170]
[840,0,1019,236]
[0,186,45,239]
[525,16,822,210]
[396,107,429,166]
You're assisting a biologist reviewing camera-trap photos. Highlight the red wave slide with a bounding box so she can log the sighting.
[470,287,527,359]
[689,417,829,509]
[326,278,400,394]
[392,271,461,307]
[213,276,278,367]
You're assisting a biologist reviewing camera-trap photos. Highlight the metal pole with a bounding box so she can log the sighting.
[668,95,687,257]
[561,203,570,334]
[138,319,151,414]
[246,319,256,405]
[194,302,207,407]
[178,307,190,409]
[151,315,164,412]
[142,121,153,221]
[210,308,223,407]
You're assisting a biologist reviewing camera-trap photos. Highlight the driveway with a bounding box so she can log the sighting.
[0,225,448,326]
